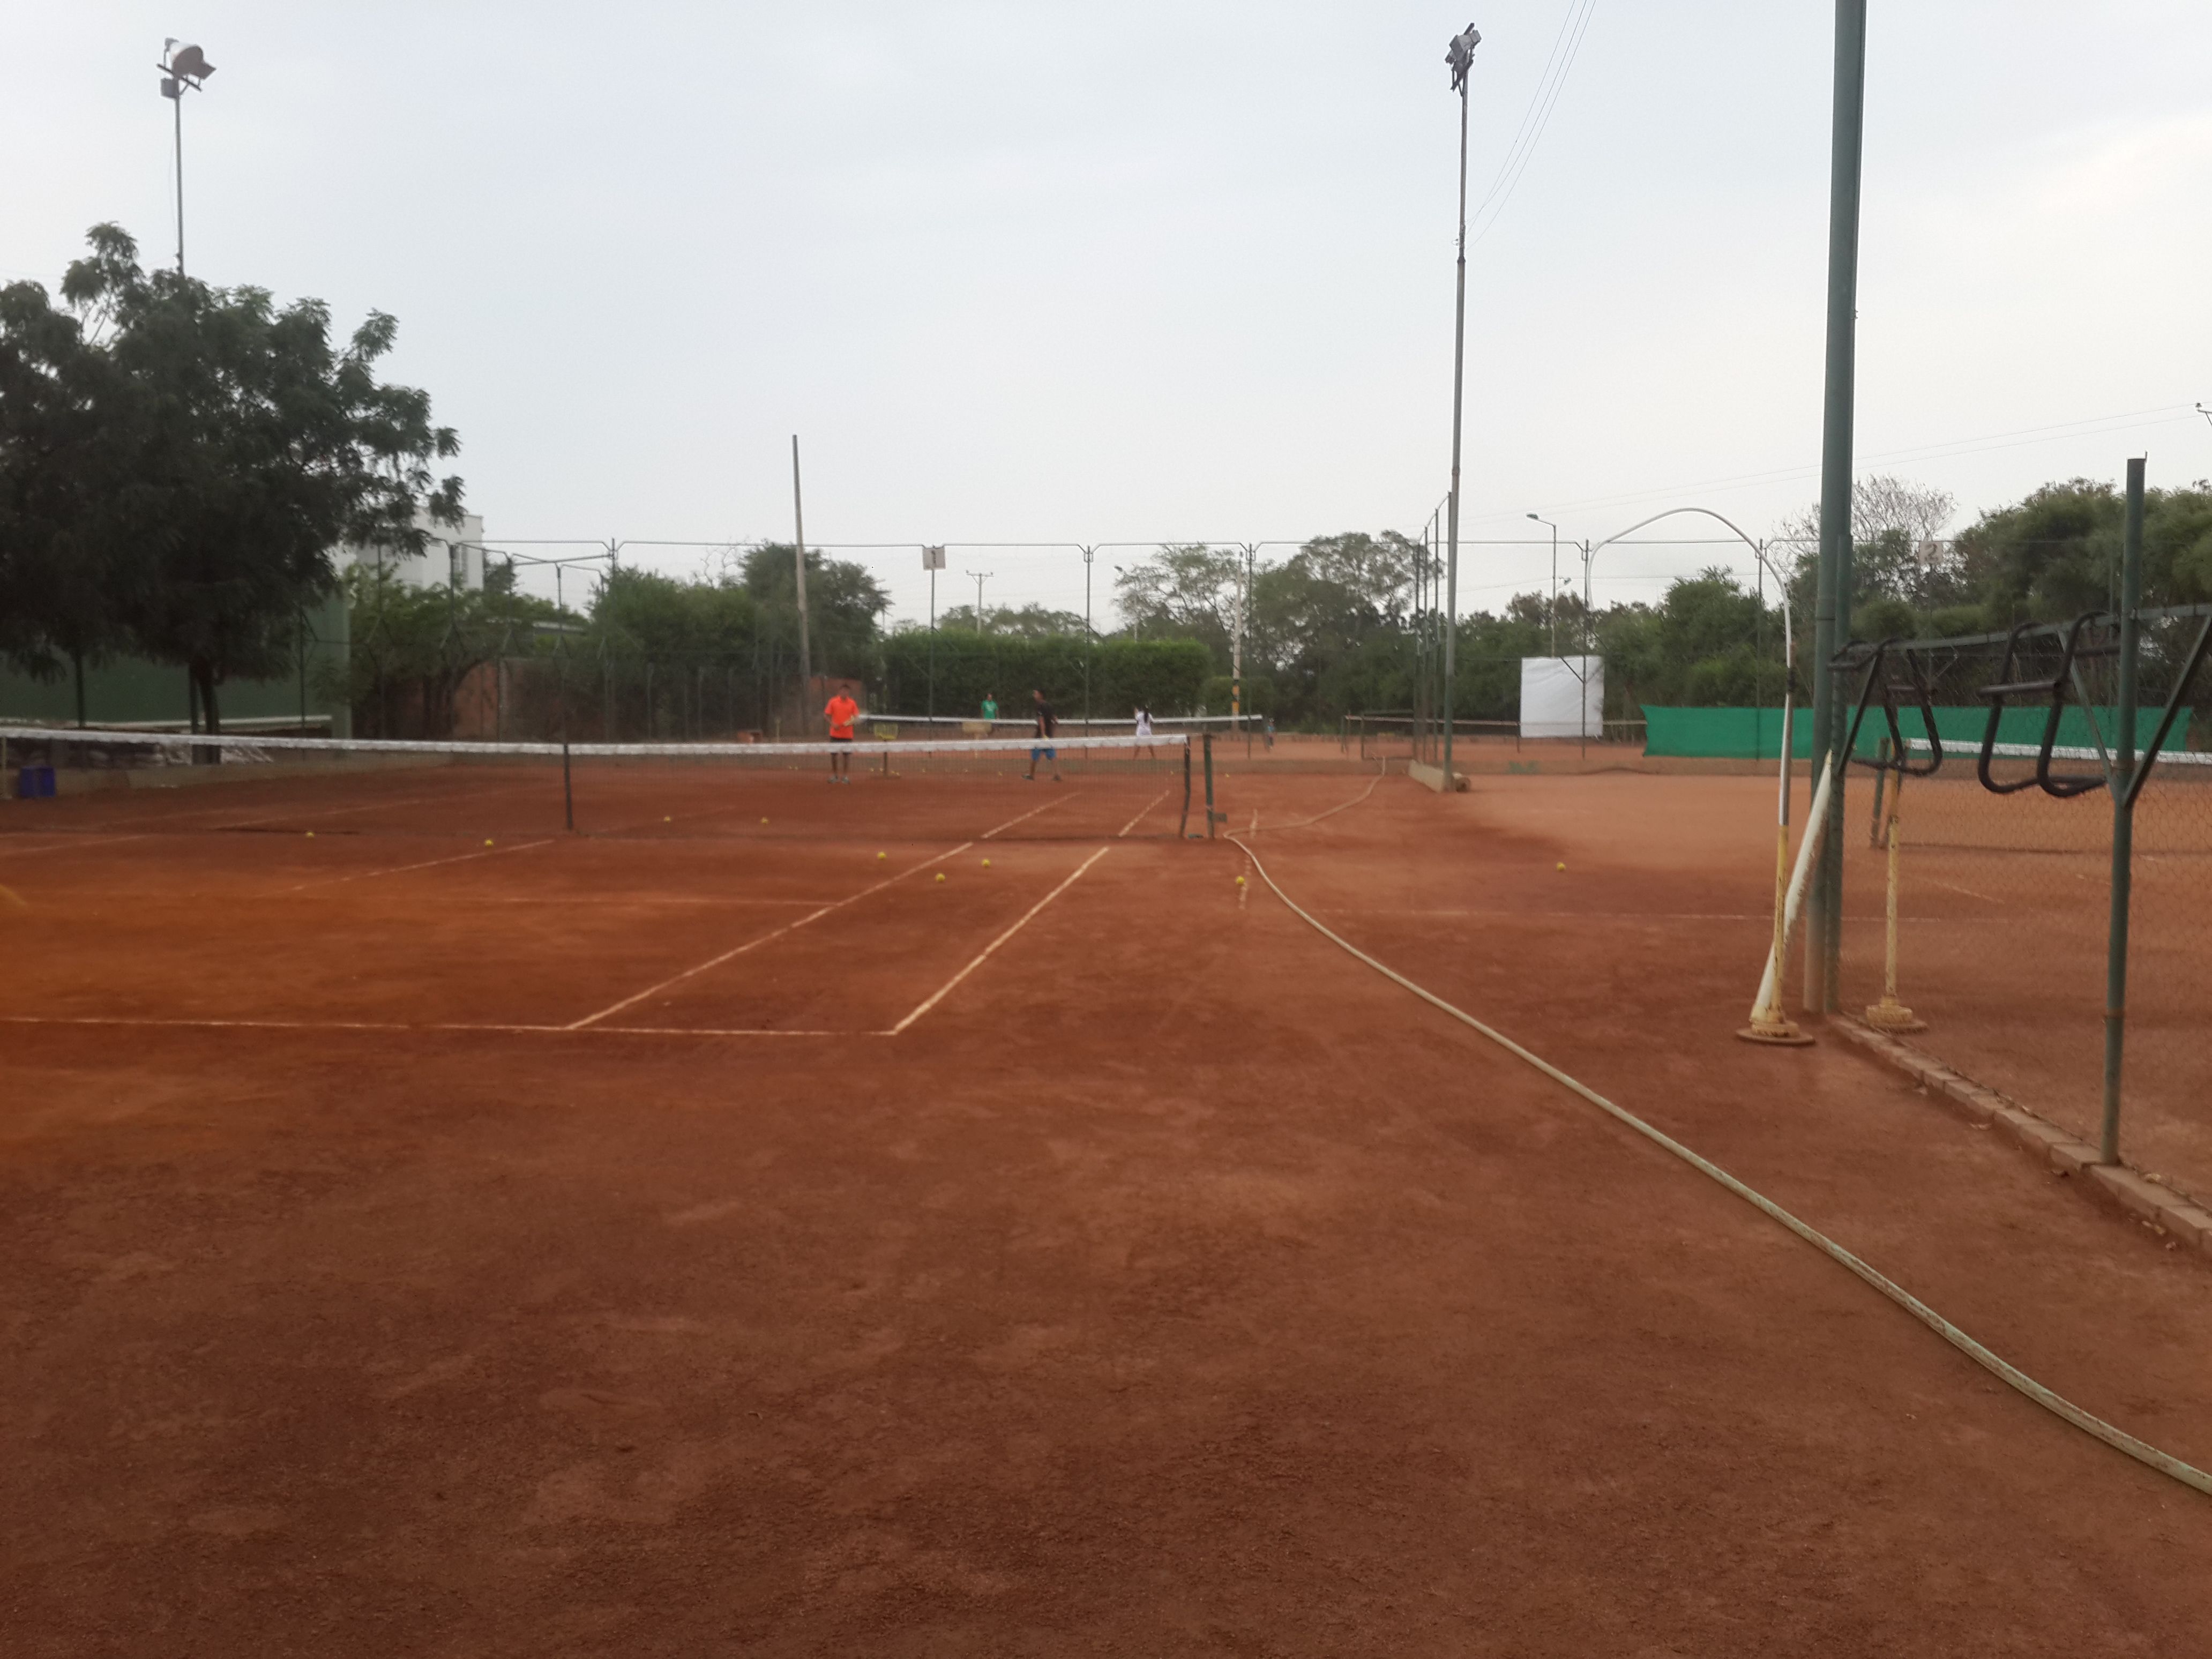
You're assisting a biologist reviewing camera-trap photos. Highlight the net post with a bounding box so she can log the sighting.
[2101,457,2146,1165]
[1178,738,1192,838]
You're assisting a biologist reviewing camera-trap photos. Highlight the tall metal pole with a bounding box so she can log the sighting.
[2101,456,2146,1164]
[928,564,937,721]
[1443,26,1480,791]
[1082,547,1095,732]
[1805,0,1869,1013]
[790,436,813,732]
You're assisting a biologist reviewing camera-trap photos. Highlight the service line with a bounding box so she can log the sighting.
[888,845,1113,1034]
[281,836,556,893]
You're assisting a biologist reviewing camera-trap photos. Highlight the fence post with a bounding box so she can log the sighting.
[2101,456,2146,1165]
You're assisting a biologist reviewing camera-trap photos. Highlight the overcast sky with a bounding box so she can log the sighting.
[8,2,2210,625]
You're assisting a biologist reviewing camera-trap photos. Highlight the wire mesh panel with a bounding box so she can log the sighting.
[1832,618,2212,1201]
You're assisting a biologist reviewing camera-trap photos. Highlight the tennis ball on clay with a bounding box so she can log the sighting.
[305,831,314,839]
[1235,875,1246,886]
[935,872,946,883]
[982,858,991,868]
[1556,862,1566,871]
[877,851,887,860]
[663,815,671,823]
[760,817,769,824]
[485,839,495,847]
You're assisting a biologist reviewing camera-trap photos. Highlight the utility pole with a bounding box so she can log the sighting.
[968,570,991,631]
[1806,0,1869,1013]
[1528,513,1560,656]
[1442,24,1481,790]
[924,545,945,721]
[790,436,813,732]
[1082,547,1095,731]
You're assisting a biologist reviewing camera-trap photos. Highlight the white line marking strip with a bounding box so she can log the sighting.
[281,837,556,893]
[1116,788,1170,838]
[888,845,1112,1034]
[981,796,1067,840]
[564,842,974,1030]
[0,1014,850,1037]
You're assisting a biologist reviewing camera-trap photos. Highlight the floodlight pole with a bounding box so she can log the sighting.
[1082,546,1095,732]
[790,436,813,732]
[1806,0,1869,1014]
[157,42,215,276]
[1441,24,1481,791]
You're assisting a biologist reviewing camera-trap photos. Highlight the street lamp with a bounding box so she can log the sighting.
[158,41,215,276]
[1439,21,1481,790]
[1526,513,1560,656]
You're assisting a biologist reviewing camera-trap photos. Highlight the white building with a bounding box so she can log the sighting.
[339,509,488,592]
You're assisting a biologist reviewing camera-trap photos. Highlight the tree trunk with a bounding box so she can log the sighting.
[195,663,223,747]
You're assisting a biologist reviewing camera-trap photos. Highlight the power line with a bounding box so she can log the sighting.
[1467,0,1601,246]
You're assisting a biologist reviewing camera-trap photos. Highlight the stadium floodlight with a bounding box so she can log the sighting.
[1446,24,1480,91]
[157,40,215,275]
[1439,21,1481,789]
[1526,514,1560,655]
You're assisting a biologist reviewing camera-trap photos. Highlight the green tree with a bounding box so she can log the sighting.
[0,273,133,719]
[50,223,462,731]
[737,542,888,682]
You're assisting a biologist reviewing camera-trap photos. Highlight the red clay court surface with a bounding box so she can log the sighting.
[5,762,2212,1655]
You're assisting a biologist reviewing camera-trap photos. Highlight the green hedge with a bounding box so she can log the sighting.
[880,634,1210,720]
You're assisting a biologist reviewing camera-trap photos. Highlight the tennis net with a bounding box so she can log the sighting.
[0,725,1208,845]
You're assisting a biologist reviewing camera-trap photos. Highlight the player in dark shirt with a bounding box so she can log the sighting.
[1024,689,1060,782]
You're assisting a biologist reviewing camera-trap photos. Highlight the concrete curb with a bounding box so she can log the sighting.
[1833,1018,2212,1260]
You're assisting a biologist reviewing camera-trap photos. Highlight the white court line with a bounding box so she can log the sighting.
[888,845,1113,1035]
[981,796,1066,840]
[0,1014,846,1037]
[281,836,556,893]
[563,842,975,1030]
[0,832,155,859]
[1116,789,1170,838]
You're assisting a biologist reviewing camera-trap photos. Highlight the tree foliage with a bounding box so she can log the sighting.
[0,223,462,729]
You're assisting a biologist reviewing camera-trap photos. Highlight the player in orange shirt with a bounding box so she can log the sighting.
[824,689,860,782]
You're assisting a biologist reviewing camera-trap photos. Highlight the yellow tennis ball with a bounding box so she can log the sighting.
[760,817,768,824]
[485,839,495,847]
[1556,862,1566,871]
[982,858,991,868]
[1235,875,1245,886]
[935,872,946,883]
[877,851,887,860]
[305,831,314,839]
[662,815,671,823]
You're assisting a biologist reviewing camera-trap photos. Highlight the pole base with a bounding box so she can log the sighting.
[1737,1012,1815,1047]
[1863,997,1926,1034]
